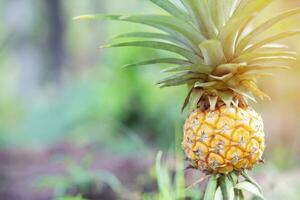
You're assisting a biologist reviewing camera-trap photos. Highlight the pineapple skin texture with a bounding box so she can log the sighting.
[182,105,265,174]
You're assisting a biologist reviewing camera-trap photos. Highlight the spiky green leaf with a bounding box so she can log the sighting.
[113,32,187,47]
[241,171,263,194]
[194,81,220,88]
[218,90,234,107]
[119,15,205,46]
[161,64,211,74]
[199,40,227,67]
[123,58,191,68]
[157,71,205,86]
[208,95,218,110]
[235,182,264,200]
[214,187,223,200]
[101,41,200,62]
[219,175,235,200]
[219,0,272,58]
[75,14,204,51]
[213,63,247,76]
[181,0,217,38]
[186,89,204,111]
[203,175,218,200]
[242,30,300,54]
[238,65,290,74]
[237,7,300,53]
[150,0,191,22]
[230,85,257,102]
[233,51,298,63]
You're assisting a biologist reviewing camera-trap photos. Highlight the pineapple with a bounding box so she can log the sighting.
[183,101,265,174]
[76,0,300,198]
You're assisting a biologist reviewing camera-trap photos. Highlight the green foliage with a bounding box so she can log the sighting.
[143,127,201,200]
[199,171,265,200]
[57,195,88,200]
[203,175,218,200]
[35,157,123,199]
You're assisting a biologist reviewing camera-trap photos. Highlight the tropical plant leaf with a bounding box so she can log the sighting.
[213,63,247,76]
[180,0,206,35]
[174,135,186,199]
[150,0,191,22]
[242,30,300,54]
[218,90,234,107]
[230,85,257,102]
[181,0,217,38]
[241,171,263,194]
[209,73,233,81]
[238,65,290,74]
[101,41,200,62]
[195,0,218,38]
[232,51,298,63]
[229,172,238,185]
[199,40,227,66]
[161,64,211,74]
[209,0,240,30]
[208,95,218,110]
[119,15,204,45]
[194,81,221,88]
[238,71,273,80]
[73,14,122,20]
[237,7,300,53]
[158,79,198,88]
[157,71,205,87]
[208,0,225,30]
[203,175,218,200]
[219,0,272,58]
[241,80,270,100]
[181,87,194,112]
[219,175,235,200]
[214,187,223,200]
[155,151,173,200]
[186,89,204,112]
[75,14,204,50]
[257,43,289,51]
[112,32,188,47]
[123,58,191,68]
[235,182,264,200]
[246,56,297,64]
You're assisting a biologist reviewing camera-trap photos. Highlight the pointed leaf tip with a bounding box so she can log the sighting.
[235,181,265,200]
[203,175,218,200]
[73,15,97,20]
[214,187,223,200]
[99,44,112,49]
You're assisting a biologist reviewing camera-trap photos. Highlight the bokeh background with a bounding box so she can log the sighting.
[1,0,300,199]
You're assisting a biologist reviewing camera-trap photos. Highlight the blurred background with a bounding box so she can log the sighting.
[1,0,300,199]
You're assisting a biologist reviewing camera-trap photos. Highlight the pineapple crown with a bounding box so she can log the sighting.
[75,0,300,111]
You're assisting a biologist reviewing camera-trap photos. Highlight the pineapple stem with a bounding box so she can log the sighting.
[202,171,263,200]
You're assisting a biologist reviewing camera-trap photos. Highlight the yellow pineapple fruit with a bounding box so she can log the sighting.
[183,99,265,174]
[76,0,300,198]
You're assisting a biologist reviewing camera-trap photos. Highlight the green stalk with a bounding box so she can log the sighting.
[219,174,233,200]
[202,171,264,200]
[203,174,218,200]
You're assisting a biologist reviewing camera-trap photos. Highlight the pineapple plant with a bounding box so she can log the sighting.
[75,0,300,199]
